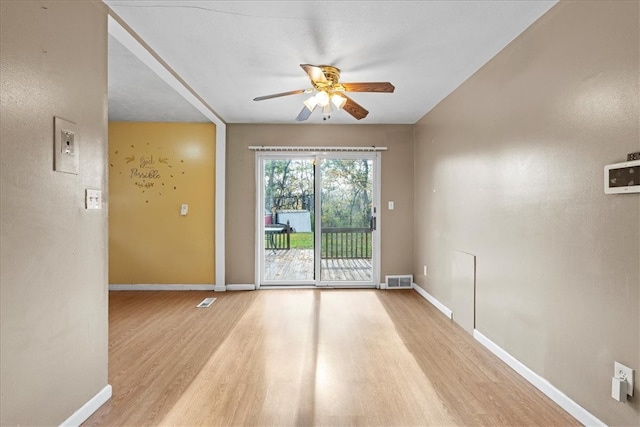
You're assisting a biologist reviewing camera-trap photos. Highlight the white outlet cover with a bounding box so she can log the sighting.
[614,362,634,397]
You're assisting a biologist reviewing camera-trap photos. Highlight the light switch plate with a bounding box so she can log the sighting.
[85,189,101,210]
[54,117,79,174]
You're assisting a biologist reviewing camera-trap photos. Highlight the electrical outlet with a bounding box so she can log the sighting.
[614,362,634,397]
[423,265,427,276]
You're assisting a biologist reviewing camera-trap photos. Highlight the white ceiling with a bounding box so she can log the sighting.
[105,0,557,125]
[108,34,210,122]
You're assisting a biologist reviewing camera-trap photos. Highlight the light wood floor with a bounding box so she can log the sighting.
[84,290,579,426]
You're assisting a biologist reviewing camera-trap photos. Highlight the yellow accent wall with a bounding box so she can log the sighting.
[109,122,215,284]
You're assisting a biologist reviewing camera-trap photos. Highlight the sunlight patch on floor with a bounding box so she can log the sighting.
[158,290,454,426]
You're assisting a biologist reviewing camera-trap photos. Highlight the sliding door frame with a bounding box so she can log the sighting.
[315,152,380,288]
[255,152,317,288]
[254,150,381,289]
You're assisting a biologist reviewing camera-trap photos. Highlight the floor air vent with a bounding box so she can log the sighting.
[196,297,217,308]
[385,275,413,289]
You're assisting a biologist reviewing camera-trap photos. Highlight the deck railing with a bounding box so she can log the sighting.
[321,227,371,259]
[265,226,372,259]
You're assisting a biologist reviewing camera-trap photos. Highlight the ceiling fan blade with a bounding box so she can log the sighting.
[253,89,307,101]
[295,105,316,121]
[342,82,395,93]
[300,64,327,83]
[342,95,369,120]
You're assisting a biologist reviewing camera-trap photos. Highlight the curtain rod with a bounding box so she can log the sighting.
[248,146,387,152]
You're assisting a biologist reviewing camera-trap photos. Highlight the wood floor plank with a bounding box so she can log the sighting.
[84,289,579,426]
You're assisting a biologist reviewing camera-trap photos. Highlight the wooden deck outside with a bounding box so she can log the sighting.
[264,249,372,282]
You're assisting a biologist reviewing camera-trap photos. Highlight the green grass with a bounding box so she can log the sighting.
[289,232,314,249]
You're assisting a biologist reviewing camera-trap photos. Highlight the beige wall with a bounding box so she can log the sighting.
[413,1,639,425]
[0,1,109,425]
[108,122,216,284]
[226,124,414,285]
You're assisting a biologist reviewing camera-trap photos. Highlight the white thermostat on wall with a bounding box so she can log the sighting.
[604,159,640,194]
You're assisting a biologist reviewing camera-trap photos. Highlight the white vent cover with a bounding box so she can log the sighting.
[385,275,413,289]
[196,297,216,308]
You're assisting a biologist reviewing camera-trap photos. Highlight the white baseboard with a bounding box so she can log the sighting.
[109,284,216,291]
[60,384,111,427]
[412,283,453,319]
[258,285,316,289]
[473,330,605,427]
[214,284,227,292]
[226,284,256,291]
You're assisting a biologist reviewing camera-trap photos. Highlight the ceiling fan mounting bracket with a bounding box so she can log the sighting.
[311,65,345,92]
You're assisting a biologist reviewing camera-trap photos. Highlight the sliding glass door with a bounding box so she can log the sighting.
[262,157,316,283]
[257,152,379,288]
[318,156,374,285]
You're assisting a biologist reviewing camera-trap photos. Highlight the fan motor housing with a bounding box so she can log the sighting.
[313,65,345,92]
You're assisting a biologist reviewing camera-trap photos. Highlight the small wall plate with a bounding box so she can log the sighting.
[54,117,79,174]
[85,189,102,210]
[614,361,634,397]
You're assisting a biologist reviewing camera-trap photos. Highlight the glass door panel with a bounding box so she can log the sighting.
[319,157,374,284]
[262,158,315,283]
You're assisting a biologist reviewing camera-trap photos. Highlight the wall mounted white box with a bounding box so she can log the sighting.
[604,159,640,194]
[54,117,79,174]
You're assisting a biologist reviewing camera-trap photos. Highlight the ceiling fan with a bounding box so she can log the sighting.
[253,64,395,121]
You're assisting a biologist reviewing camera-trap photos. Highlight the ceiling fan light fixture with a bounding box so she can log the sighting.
[315,90,330,107]
[253,64,393,121]
[303,96,319,111]
[331,93,347,110]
